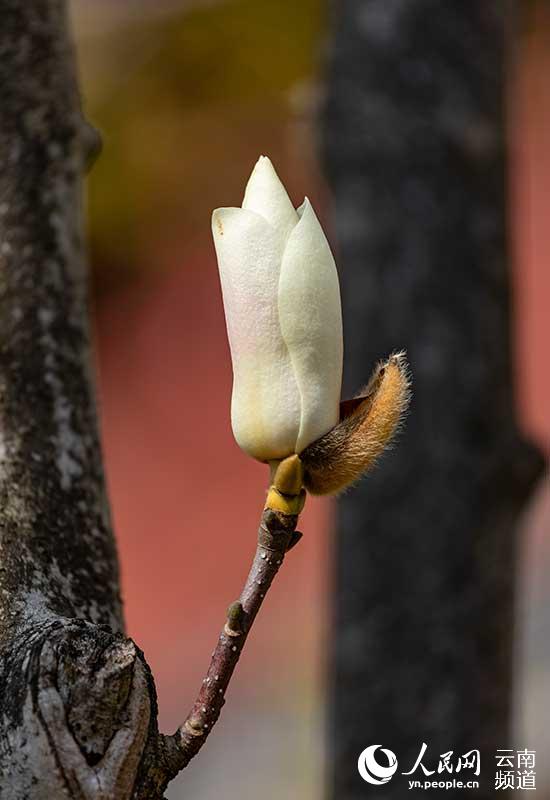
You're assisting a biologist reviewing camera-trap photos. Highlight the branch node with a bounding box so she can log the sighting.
[265,486,306,515]
[183,718,205,738]
[286,531,303,552]
[259,509,300,552]
[224,601,245,636]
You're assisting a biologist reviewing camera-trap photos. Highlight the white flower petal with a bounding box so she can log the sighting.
[278,198,343,453]
[242,156,299,239]
[212,206,301,461]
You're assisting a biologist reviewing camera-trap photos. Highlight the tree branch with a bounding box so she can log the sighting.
[172,507,301,770]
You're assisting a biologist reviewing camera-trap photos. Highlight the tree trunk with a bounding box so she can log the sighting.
[323,1,544,797]
[0,2,171,796]
[0,11,306,796]
[0,3,186,797]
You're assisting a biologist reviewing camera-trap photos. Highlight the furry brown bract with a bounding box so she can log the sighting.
[300,353,411,495]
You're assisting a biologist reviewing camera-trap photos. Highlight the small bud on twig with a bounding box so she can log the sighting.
[224,601,245,637]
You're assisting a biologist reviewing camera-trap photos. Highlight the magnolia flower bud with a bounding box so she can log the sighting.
[212,156,343,462]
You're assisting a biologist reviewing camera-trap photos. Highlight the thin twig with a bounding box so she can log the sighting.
[172,506,302,768]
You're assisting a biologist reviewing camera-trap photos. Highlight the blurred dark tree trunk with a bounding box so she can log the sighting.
[322,2,544,797]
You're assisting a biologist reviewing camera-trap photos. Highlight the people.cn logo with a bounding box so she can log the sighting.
[357,745,399,785]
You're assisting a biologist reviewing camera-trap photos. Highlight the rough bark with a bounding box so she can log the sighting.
[0,3,301,797]
[0,2,166,797]
[323,2,544,798]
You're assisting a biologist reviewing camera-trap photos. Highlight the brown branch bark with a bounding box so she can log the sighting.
[0,2,303,798]
[174,508,300,767]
